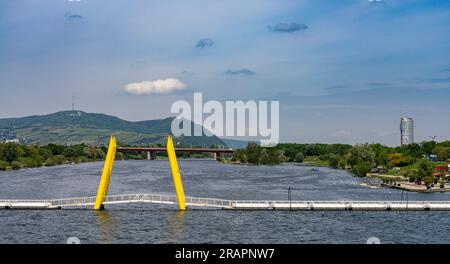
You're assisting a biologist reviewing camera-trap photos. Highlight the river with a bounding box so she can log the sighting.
[0,160,449,244]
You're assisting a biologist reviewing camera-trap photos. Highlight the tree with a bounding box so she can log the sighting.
[328,154,340,168]
[422,176,436,186]
[346,144,376,168]
[62,147,78,158]
[433,146,450,161]
[338,158,347,169]
[353,161,370,177]
[231,143,284,165]
[245,143,262,164]
[2,143,20,163]
[416,159,434,180]
[371,143,389,166]
[421,141,436,155]
[400,143,423,158]
[388,153,406,168]
[294,152,304,163]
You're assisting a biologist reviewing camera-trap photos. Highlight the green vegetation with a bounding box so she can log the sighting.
[0,142,107,170]
[230,141,450,183]
[0,111,226,147]
[302,156,329,167]
[231,143,286,165]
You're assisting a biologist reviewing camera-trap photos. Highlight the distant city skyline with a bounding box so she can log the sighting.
[1,0,449,146]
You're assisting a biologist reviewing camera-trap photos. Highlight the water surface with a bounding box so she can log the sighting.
[0,160,449,244]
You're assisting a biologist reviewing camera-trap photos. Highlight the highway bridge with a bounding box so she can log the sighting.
[117,146,234,160]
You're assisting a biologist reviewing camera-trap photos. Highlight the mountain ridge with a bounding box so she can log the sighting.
[0,110,226,147]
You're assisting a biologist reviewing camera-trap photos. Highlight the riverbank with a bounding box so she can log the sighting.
[365,173,450,192]
[382,181,450,193]
[0,159,104,172]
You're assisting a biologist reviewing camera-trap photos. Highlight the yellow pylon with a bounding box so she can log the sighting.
[167,135,186,210]
[94,136,117,210]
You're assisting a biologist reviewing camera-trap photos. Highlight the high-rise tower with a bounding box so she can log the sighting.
[400,117,414,146]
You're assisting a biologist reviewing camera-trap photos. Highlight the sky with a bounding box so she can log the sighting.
[0,0,449,146]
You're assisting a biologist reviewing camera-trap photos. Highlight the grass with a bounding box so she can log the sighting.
[302,156,329,167]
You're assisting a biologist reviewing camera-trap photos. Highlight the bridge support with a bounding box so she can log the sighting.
[167,135,186,211]
[146,151,153,160]
[94,136,117,210]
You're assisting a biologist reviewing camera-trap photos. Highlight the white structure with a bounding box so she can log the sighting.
[4,139,19,143]
[400,117,414,146]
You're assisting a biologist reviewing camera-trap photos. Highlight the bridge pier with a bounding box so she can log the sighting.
[146,151,153,161]
[213,152,218,160]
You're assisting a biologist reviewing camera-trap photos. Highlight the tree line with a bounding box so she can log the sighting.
[0,141,221,170]
[231,141,450,182]
[0,143,107,170]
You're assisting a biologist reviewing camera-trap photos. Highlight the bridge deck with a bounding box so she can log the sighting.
[1,193,450,211]
[117,147,234,153]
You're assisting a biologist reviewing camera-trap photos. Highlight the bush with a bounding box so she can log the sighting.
[318,154,329,161]
[45,155,65,166]
[17,157,40,168]
[422,176,436,186]
[10,161,22,170]
[0,161,9,171]
[294,152,304,163]
[402,168,418,182]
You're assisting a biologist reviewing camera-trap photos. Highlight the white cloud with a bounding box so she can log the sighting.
[124,78,187,95]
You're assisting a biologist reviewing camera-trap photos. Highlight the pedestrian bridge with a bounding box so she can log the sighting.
[2,193,450,211]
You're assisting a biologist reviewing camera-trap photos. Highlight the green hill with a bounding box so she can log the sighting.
[0,111,226,147]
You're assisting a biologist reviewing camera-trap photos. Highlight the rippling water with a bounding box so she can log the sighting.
[0,160,449,244]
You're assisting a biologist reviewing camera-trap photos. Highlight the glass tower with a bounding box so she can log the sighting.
[400,117,414,146]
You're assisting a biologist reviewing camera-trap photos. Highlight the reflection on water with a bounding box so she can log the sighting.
[93,210,120,243]
[167,210,186,241]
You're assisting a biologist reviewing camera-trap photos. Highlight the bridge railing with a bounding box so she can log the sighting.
[51,196,96,207]
[0,199,53,204]
[104,193,178,204]
[229,200,450,205]
[185,196,232,208]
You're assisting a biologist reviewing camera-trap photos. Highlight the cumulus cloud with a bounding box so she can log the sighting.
[124,78,187,95]
[225,68,256,76]
[268,23,308,33]
[196,38,214,48]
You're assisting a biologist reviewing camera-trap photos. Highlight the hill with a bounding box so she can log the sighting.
[220,138,251,149]
[0,111,226,147]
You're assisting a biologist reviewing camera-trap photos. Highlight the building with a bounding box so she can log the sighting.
[400,117,414,146]
[0,130,19,144]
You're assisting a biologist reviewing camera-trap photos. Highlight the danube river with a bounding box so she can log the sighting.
[0,160,449,244]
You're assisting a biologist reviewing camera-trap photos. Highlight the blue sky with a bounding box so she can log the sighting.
[0,0,449,146]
